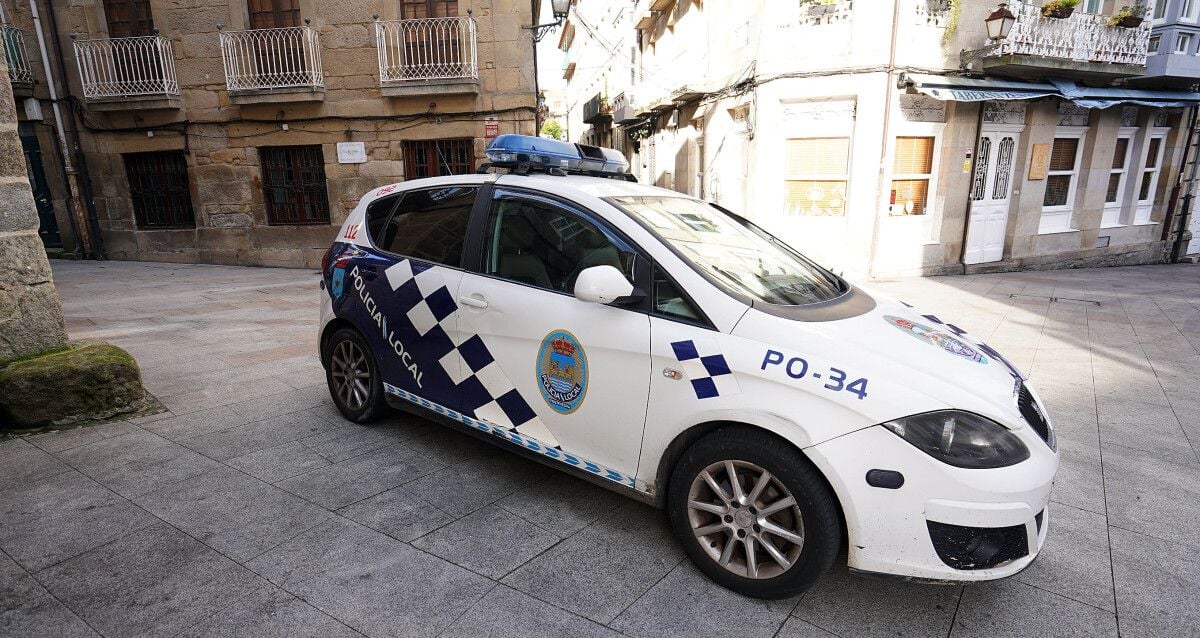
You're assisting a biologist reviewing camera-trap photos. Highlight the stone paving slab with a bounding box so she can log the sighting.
[0,260,1195,637]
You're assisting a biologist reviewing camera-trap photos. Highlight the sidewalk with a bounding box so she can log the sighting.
[1,260,1197,637]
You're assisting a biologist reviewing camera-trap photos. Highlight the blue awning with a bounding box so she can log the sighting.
[1049,79,1200,109]
[901,73,1200,108]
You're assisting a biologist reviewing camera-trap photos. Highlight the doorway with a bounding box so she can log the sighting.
[964,126,1021,265]
[19,125,61,250]
[400,0,462,76]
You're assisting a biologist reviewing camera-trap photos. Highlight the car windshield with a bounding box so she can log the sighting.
[608,196,847,305]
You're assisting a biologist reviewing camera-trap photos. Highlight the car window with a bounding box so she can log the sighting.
[482,195,636,294]
[609,196,847,306]
[365,194,400,247]
[652,264,703,323]
[379,186,477,267]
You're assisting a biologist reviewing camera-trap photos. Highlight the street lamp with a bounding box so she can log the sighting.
[527,0,572,42]
[985,3,1016,40]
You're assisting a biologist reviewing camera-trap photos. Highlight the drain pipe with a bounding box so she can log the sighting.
[29,0,92,258]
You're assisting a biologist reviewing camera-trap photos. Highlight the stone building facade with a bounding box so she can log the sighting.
[3,0,539,268]
[560,0,1199,278]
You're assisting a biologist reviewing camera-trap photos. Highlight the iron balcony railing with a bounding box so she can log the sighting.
[2,25,34,84]
[991,0,1151,66]
[219,25,323,91]
[374,16,478,83]
[73,34,178,99]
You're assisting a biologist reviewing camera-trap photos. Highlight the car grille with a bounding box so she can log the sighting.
[1017,383,1054,450]
[927,520,1029,570]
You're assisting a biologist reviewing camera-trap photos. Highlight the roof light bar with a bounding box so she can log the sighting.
[485,134,632,178]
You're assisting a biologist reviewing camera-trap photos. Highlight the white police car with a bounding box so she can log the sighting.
[318,135,1058,598]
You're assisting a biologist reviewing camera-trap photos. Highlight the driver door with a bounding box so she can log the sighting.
[455,190,651,482]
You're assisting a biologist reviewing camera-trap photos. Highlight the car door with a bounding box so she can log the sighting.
[455,188,651,483]
[340,185,478,413]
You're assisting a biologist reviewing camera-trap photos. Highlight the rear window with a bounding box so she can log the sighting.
[375,187,477,267]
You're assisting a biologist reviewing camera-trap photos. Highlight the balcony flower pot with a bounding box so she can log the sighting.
[1114,14,1144,27]
[1042,6,1075,18]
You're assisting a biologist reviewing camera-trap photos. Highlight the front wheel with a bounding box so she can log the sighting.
[667,426,842,598]
[325,328,388,423]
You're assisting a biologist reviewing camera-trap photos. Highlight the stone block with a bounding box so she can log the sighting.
[0,181,39,234]
[197,227,251,251]
[0,343,145,428]
[136,228,197,253]
[357,160,405,178]
[0,133,28,179]
[322,23,372,49]
[250,225,337,251]
[207,212,253,228]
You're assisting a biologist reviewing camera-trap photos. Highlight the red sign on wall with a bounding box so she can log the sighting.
[485,117,499,139]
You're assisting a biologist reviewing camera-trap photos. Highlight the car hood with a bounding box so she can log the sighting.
[731,286,1027,432]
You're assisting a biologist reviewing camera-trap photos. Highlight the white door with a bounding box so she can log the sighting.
[455,189,651,482]
[964,128,1020,265]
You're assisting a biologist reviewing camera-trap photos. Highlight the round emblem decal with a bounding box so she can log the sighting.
[884,315,988,365]
[536,330,588,414]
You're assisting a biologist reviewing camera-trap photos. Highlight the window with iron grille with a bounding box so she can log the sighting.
[259,145,330,225]
[402,139,475,179]
[124,151,195,229]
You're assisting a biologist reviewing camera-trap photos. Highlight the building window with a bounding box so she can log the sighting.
[124,151,195,229]
[1082,0,1102,13]
[1149,35,1161,53]
[1184,0,1199,21]
[1136,135,1166,223]
[402,139,475,179]
[1103,135,1133,227]
[259,146,330,225]
[785,137,849,216]
[1175,33,1193,53]
[1040,134,1084,233]
[890,136,935,215]
[1155,0,1171,20]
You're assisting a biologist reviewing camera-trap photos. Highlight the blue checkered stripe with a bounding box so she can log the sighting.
[384,382,640,490]
[670,339,741,399]
[383,258,559,448]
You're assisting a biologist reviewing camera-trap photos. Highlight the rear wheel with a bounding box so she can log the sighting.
[667,426,841,598]
[325,328,387,423]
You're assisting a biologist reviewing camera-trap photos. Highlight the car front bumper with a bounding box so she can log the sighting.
[805,424,1056,581]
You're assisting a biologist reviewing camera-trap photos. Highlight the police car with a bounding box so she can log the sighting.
[318,134,1058,598]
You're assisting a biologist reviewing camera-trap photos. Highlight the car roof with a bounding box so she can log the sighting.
[365,172,691,205]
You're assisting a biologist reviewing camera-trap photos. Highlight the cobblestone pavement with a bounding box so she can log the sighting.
[1,260,1198,638]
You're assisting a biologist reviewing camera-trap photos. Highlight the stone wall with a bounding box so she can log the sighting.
[0,54,67,360]
[31,0,538,268]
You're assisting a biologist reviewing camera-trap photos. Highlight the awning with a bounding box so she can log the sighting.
[903,73,1058,102]
[1049,79,1200,109]
[900,73,1200,107]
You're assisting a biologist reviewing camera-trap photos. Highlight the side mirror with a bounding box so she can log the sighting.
[573,265,644,305]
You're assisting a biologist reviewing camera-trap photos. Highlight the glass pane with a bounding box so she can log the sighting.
[1145,138,1162,168]
[482,197,636,293]
[1139,171,1154,200]
[786,138,849,176]
[382,187,476,266]
[993,137,1015,198]
[893,137,934,174]
[1112,138,1129,169]
[1049,138,1079,171]
[1106,173,1123,203]
[890,179,928,215]
[1043,174,1073,207]
[784,180,847,216]
[971,136,991,201]
[652,265,702,322]
[609,195,846,305]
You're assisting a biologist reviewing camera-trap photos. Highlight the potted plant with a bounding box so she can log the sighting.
[1041,0,1079,19]
[1108,3,1149,27]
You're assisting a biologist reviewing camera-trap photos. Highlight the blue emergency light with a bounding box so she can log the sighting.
[485,134,632,179]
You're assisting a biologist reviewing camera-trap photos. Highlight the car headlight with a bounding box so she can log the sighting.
[882,410,1030,469]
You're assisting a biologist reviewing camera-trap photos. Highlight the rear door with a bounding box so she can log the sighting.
[454,188,652,485]
[337,185,479,413]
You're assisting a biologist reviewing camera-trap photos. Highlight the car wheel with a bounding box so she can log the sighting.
[325,328,387,423]
[667,426,841,598]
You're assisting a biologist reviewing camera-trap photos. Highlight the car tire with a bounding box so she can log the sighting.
[325,328,388,423]
[667,426,842,599]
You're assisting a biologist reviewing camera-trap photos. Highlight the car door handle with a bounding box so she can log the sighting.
[458,296,489,309]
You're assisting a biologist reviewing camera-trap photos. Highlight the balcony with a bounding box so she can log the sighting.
[612,93,639,124]
[219,25,324,104]
[582,93,612,125]
[374,16,478,97]
[971,0,1150,79]
[73,35,180,111]
[2,25,34,97]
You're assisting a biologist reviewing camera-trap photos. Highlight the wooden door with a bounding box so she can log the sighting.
[247,0,304,85]
[964,128,1020,265]
[104,0,154,38]
[401,0,461,77]
[249,0,301,28]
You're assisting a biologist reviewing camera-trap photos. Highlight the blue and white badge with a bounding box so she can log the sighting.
[536,330,588,414]
[330,266,345,299]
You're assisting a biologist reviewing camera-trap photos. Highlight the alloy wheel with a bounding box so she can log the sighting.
[686,459,805,579]
[330,339,371,411]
